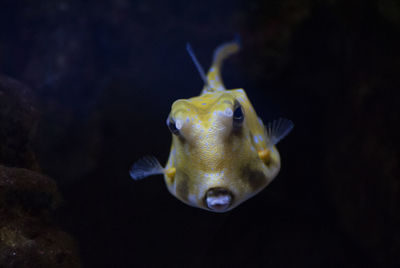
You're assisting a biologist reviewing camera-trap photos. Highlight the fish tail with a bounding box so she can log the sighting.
[202,37,241,94]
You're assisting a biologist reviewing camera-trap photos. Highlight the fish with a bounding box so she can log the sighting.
[130,38,294,213]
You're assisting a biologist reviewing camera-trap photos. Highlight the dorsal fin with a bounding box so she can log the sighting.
[186,43,209,90]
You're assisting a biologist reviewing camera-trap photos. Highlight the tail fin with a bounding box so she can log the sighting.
[202,36,241,94]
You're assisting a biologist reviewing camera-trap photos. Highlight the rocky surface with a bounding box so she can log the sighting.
[0,75,80,267]
[0,165,80,268]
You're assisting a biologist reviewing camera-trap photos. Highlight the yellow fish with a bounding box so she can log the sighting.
[130,38,293,212]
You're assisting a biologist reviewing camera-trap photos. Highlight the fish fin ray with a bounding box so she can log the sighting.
[186,43,208,87]
[129,156,164,180]
[265,118,294,147]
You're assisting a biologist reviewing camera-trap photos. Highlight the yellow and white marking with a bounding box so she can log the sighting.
[130,39,293,212]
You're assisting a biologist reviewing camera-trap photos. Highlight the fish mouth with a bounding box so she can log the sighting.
[204,187,233,212]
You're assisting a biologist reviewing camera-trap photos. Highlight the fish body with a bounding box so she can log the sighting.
[130,39,293,212]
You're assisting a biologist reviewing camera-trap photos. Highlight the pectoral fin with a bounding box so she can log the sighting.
[129,156,164,180]
[265,118,294,147]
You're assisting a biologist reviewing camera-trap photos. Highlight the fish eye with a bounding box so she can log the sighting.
[233,102,244,127]
[167,117,180,135]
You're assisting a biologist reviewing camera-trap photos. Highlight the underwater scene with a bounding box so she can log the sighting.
[0,0,399,267]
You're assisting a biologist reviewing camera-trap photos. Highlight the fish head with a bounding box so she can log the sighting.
[164,89,281,212]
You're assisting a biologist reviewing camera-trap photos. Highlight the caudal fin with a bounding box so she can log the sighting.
[202,36,241,93]
[211,36,241,73]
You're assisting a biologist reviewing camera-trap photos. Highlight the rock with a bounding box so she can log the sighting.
[0,165,80,268]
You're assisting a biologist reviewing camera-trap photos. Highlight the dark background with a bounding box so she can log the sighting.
[0,0,399,267]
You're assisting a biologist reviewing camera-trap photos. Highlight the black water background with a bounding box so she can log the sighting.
[1,0,399,267]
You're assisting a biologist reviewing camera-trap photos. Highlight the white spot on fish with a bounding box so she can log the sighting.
[224,108,233,117]
[188,194,197,205]
[176,119,183,130]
